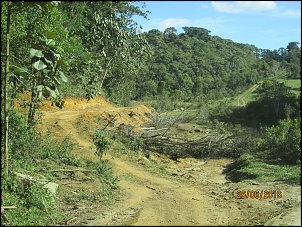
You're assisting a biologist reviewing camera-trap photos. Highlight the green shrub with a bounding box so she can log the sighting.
[95,160,119,188]
[261,117,301,165]
[20,181,55,210]
[93,129,111,161]
[130,137,144,151]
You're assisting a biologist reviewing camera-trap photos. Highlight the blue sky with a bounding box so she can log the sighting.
[132,1,301,51]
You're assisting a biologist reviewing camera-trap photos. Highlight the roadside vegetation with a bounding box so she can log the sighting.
[1,1,300,226]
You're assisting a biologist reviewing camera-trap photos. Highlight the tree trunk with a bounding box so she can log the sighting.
[27,81,39,127]
[4,2,11,177]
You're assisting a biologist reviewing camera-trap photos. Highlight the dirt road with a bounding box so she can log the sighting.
[39,96,301,226]
[236,84,259,107]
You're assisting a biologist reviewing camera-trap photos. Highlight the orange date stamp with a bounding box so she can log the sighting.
[236,190,283,199]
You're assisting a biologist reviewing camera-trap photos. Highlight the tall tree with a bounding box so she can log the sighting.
[59,1,152,100]
[2,1,57,176]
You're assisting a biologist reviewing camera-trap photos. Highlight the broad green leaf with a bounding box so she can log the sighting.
[10,66,28,77]
[55,88,60,96]
[52,45,64,53]
[37,85,44,92]
[33,60,47,70]
[46,39,56,46]
[30,48,44,58]
[53,52,61,60]
[59,71,68,82]
[57,59,68,67]
[31,44,44,50]
[45,31,56,39]
[46,86,57,98]
[54,76,61,85]
[44,57,54,68]
[42,69,52,74]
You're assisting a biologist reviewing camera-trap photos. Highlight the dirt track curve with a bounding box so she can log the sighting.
[39,96,301,226]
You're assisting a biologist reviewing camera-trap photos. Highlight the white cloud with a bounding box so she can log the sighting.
[211,1,277,13]
[158,18,190,30]
[194,17,231,27]
[272,9,301,18]
[200,3,211,9]
[156,17,230,32]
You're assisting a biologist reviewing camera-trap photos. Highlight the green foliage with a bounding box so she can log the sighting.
[1,174,58,226]
[25,30,68,126]
[1,109,80,173]
[223,79,300,127]
[260,117,301,165]
[1,169,18,192]
[58,1,152,101]
[130,137,145,152]
[1,193,56,226]
[95,160,119,191]
[135,28,262,105]
[18,181,55,210]
[133,26,300,108]
[224,151,301,184]
[1,109,82,226]
[93,129,111,161]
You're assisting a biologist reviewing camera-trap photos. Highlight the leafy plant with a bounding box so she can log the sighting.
[93,129,111,161]
[21,181,55,210]
[25,30,68,126]
[130,137,144,151]
[260,117,301,165]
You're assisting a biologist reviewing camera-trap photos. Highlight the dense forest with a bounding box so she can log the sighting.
[1,2,301,225]
[1,1,300,111]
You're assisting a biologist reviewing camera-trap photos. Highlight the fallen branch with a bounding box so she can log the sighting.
[49,169,96,172]
[146,185,157,190]
[1,206,17,223]
[45,208,56,225]
[66,217,77,225]
[143,133,235,159]
[103,114,117,130]
[161,109,185,138]
[1,206,17,210]
[61,182,82,185]
[1,210,9,223]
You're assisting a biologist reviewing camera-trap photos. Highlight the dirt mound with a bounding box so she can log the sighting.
[40,95,114,111]
[37,95,157,136]
[79,104,156,134]
[14,94,114,111]
[38,96,156,134]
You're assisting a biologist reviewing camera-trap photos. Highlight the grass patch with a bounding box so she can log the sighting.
[229,84,259,107]
[119,173,147,185]
[224,152,301,185]
[1,110,120,226]
[279,79,301,97]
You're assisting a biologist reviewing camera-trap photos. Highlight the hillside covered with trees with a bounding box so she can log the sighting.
[1,1,301,225]
[1,1,300,113]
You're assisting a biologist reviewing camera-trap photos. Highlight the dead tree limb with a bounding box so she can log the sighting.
[49,169,96,172]
[161,109,185,138]
[143,133,235,159]
[103,114,117,130]
[1,206,17,223]
[45,208,56,225]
